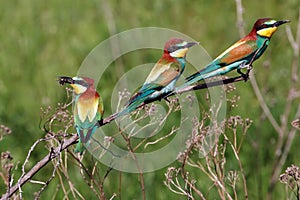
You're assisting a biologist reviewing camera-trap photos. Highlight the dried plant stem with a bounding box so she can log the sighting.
[104,75,248,124]
[268,10,300,196]
[269,106,300,193]
[206,156,233,200]
[249,72,283,135]
[234,1,300,198]
[222,134,248,199]
[33,158,60,199]
[234,0,245,37]
[234,0,283,135]
[119,130,146,200]
[100,0,126,79]
[0,136,77,200]
[183,177,205,200]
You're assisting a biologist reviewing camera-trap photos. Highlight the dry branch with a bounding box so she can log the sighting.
[0,136,77,200]
[1,72,249,199]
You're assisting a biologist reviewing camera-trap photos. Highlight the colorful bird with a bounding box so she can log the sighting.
[183,18,290,86]
[118,38,198,116]
[58,76,104,154]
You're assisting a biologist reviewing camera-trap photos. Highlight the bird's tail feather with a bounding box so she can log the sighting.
[186,71,201,82]
[115,90,153,118]
[184,62,220,85]
[74,139,85,155]
[176,73,205,90]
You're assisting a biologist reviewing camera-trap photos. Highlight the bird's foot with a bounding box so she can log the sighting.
[243,65,253,81]
[164,97,170,103]
[246,64,253,71]
[240,62,253,69]
[98,119,104,126]
[242,74,249,82]
[237,69,249,82]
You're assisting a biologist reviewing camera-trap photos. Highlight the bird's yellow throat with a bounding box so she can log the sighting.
[257,27,278,38]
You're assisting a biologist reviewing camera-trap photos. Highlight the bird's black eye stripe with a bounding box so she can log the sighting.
[167,45,181,53]
[258,23,274,30]
[258,24,267,29]
[75,80,89,87]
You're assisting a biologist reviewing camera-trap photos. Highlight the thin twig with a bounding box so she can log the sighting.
[235,0,245,37]
[249,72,283,134]
[3,13,283,199]
[34,157,61,199]
[269,106,300,192]
[118,130,146,200]
[100,0,126,80]
[103,75,248,125]
[0,136,78,200]
[222,133,248,199]
[268,10,300,195]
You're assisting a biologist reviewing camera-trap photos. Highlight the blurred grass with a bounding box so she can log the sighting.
[0,0,299,199]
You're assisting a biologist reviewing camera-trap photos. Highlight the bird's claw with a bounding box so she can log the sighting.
[242,73,249,82]
[98,119,104,127]
[246,64,253,71]
[164,97,170,103]
[243,65,253,82]
[237,69,249,82]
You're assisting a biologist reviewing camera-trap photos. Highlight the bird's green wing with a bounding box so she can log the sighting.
[143,61,180,90]
[186,38,258,82]
[215,38,258,66]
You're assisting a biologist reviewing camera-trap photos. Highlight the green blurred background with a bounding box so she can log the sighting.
[0,0,299,199]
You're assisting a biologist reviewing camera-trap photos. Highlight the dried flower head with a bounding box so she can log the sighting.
[227,94,240,108]
[285,164,300,181]
[147,104,157,116]
[227,170,239,187]
[0,125,12,140]
[224,83,237,94]
[1,151,12,161]
[291,119,300,130]
[118,88,131,99]
[176,152,186,163]
[279,164,300,193]
[165,167,177,183]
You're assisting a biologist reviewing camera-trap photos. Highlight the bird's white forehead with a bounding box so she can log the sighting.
[72,76,83,81]
[177,41,187,46]
[265,20,277,25]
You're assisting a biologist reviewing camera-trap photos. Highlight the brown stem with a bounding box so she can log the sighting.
[103,75,248,125]
[119,131,146,200]
[0,136,77,200]
[268,10,300,197]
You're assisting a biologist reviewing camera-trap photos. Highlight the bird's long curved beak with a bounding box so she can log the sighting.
[275,20,290,27]
[185,41,199,48]
[57,76,74,85]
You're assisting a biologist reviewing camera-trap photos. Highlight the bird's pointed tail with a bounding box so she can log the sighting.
[74,140,85,155]
[175,73,204,91]
[113,90,153,119]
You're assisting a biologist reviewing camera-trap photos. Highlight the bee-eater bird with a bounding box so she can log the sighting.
[58,76,104,155]
[117,38,198,117]
[184,18,290,86]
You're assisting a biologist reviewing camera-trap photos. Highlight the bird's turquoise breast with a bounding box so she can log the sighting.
[254,36,270,59]
[176,57,186,71]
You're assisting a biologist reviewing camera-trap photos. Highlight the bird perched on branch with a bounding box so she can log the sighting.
[58,76,104,155]
[182,18,290,87]
[117,38,198,117]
